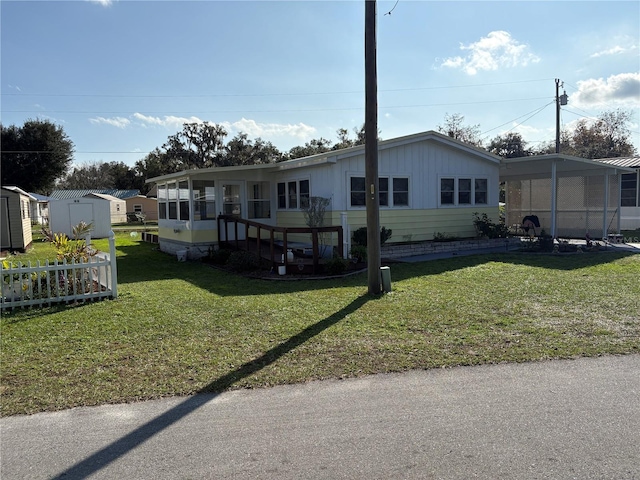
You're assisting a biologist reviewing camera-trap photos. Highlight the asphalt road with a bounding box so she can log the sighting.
[2,355,639,480]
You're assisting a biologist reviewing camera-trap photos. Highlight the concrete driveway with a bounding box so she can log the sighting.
[2,355,639,479]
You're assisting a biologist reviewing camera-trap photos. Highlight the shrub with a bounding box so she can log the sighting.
[349,245,368,263]
[472,213,508,239]
[352,226,393,247]
[324,255,349,275]
[225,251,261,272]
[208,247,232,266]
[433,232,460,242]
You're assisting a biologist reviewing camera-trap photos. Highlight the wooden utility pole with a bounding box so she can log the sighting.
[555,78,561,154]
[365,0,381,295]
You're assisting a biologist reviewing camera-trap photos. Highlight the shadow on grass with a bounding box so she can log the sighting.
[113,241,638,295]
[50,293,371,480]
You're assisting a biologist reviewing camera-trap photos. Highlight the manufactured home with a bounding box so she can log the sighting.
[147,130,502,259]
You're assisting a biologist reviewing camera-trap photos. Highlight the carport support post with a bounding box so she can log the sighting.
[109,230,118,299]
[551,160,557,238]
[602,172,609,239]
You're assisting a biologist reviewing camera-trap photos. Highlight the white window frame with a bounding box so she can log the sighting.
[349,175,410,209]
[439,176,489,207]
[276,178,310,210]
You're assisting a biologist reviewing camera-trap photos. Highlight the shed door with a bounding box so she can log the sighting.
[1,197,10,249]
[69,203,94,232]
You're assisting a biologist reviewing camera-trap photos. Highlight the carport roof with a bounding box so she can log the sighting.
[500,154,636,180]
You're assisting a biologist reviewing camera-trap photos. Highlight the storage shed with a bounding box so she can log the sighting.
[49,195,113,238]
[1,186,34,251]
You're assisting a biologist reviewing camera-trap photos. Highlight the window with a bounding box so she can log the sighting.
[134,204,143,213]
[350,177,366,207]
[193,180,216,220]
[158,184,167,220]
[350,176,409,207]
[167,182,177,219]
[440,178,455,205]
[458,178,471,204]
[248,181,271,219]
[621,173,638,207]
[277,179,310,209]
[178,180,189,220]
[393,178,409,206]
[299,179,310,209]
[440,177,488,206]
[277,183,287,209]
[288,181,298,209]
[474,179,488,205]
[379,178,389,206]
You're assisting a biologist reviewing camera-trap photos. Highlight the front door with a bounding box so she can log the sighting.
[221,182,245,241]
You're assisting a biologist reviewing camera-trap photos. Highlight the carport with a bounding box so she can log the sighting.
[500,154,635,239]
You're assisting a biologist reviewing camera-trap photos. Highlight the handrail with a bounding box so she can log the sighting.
[216,215,343,274]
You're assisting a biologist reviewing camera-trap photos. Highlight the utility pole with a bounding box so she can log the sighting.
[555,78,568,154]
[365,0,381,295]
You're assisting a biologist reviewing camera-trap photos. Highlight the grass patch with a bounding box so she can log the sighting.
[1,236,639,416]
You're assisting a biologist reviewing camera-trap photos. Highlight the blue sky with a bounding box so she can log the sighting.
[2,0,639,168]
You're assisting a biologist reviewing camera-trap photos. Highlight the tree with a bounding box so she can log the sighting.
[222,133,282,166]
[1,119,74,194]
[286,138,332,160]
[535,109,637,158]
[437,113,483,147]
[487,132,532,158]
[163,122,228,169]
[133,148,182,194]
[56,161,138,191]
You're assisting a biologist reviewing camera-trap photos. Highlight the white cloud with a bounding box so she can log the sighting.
[132,113,204,129]
[572,72,640,107]
[441,31,540,75]
[87,0,114,6]
[89,116,130,129]
[220,118,316,140]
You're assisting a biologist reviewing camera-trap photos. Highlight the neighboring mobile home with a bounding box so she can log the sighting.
[147,130,502,259]
[29,193,50,225]
[1,186,34,252]
[125,195,158,222]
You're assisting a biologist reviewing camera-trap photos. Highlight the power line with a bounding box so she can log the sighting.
[3,97,550,115]
[0,79,553,99]
[480,101,554,137]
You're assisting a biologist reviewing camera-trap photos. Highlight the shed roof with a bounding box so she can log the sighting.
[592,157,640,169]
[2,186,37,200]
[500,154,636,180]
[49,189,140,200]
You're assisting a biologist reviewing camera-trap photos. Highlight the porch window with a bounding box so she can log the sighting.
[458,178,472,204]
[393,177,409,206]
[621,173,638,207]
[178,181,189,220]
[167,182,177,219]
[440,178,455,205]
[193,180,216,220]
[248,181,271,219]
[475,179,488,205]
[158,184,167,220]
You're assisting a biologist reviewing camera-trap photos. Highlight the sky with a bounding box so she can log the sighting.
[1,0,639,169]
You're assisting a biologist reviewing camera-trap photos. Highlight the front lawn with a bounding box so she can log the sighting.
[1,235,639,416]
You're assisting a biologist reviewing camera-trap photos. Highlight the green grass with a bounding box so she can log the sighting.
[1,235,639,416]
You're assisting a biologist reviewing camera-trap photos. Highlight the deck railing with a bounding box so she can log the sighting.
[217,215,343,273]
[1,233,118,310]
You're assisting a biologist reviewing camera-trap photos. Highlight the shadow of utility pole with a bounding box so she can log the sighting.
[52,294,371,479]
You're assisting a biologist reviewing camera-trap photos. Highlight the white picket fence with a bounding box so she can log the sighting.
[1,233,118,310]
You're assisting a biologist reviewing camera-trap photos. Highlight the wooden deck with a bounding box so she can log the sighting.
[217,215,344,275]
